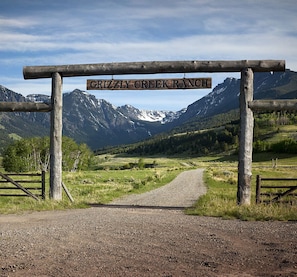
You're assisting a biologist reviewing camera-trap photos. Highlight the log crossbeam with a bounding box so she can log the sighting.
[249,100,297,111]
[23,60,285,79]
[0,102,51,112]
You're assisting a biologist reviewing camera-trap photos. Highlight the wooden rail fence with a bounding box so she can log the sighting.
[0,172,46,201]
[256,175,297,204]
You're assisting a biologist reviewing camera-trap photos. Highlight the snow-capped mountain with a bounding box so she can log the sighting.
[0,86,180,150]
[0,69,296,150]
[45,89,171,149]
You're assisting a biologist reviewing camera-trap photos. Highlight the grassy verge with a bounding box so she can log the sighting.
[186,154,297,221]
[0,154,296,221]
[0,156,189,214]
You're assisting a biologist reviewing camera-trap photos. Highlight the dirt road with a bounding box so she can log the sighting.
[0,169,296,276]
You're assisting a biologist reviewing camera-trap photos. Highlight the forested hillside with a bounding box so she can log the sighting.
[101,111,297,157]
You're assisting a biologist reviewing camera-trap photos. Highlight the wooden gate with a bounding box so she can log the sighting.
[0,171,45,201]
[256,175,297,204]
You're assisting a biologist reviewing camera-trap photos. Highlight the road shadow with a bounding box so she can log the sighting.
[89,203,186,211]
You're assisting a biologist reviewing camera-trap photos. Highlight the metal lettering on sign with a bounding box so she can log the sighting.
[87,78,212,90]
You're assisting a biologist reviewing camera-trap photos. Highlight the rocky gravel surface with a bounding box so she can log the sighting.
[0,169,296,277]
[110,168,207,208]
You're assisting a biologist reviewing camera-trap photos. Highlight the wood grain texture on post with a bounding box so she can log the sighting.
[237,68,254,205]
[50,72,63,200]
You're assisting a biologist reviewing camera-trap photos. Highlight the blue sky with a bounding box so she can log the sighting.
[0,0,296,111]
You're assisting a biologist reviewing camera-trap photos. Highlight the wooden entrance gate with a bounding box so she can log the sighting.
[22,59,286,205]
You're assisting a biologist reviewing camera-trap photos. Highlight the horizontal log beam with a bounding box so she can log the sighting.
[0,102,52,112]
[248,100,297,111]
[23,60,285,79]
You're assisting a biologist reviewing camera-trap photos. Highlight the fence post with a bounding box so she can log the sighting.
[256,175,261,204]
[41,171,46,200]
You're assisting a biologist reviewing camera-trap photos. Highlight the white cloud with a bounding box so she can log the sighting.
[2,31,295,63]
[0,17,36,29]
[0,0,296,110]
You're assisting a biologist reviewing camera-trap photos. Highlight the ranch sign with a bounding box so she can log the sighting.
[87,77,212,90]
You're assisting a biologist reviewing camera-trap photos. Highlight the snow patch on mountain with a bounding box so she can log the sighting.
[26,94,50,103]
[137,110,165,121]
[116,104,180,124]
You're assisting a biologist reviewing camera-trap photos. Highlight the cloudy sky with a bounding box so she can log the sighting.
[0,0,296,111]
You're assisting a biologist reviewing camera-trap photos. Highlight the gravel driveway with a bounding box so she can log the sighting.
[0,169,296,277]
[110,168,206,207]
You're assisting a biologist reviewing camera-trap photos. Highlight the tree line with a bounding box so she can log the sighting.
[2,136,93,172]
[2,111,297,172]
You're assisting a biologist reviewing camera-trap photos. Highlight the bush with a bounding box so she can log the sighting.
[271,138,297,154]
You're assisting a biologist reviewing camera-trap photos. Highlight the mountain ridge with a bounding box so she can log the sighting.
[0,69,296,151]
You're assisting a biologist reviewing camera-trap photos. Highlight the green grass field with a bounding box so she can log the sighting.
[0,154,296,221]
[186,155,297,221]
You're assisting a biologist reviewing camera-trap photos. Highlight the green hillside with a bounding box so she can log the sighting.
[0,113,49,154]
[98,111,297,157]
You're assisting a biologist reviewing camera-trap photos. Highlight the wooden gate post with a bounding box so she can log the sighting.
[50,72,63,200]
[237,68,254,205]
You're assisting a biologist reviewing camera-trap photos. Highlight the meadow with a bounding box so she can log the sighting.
[0,153,296,221]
